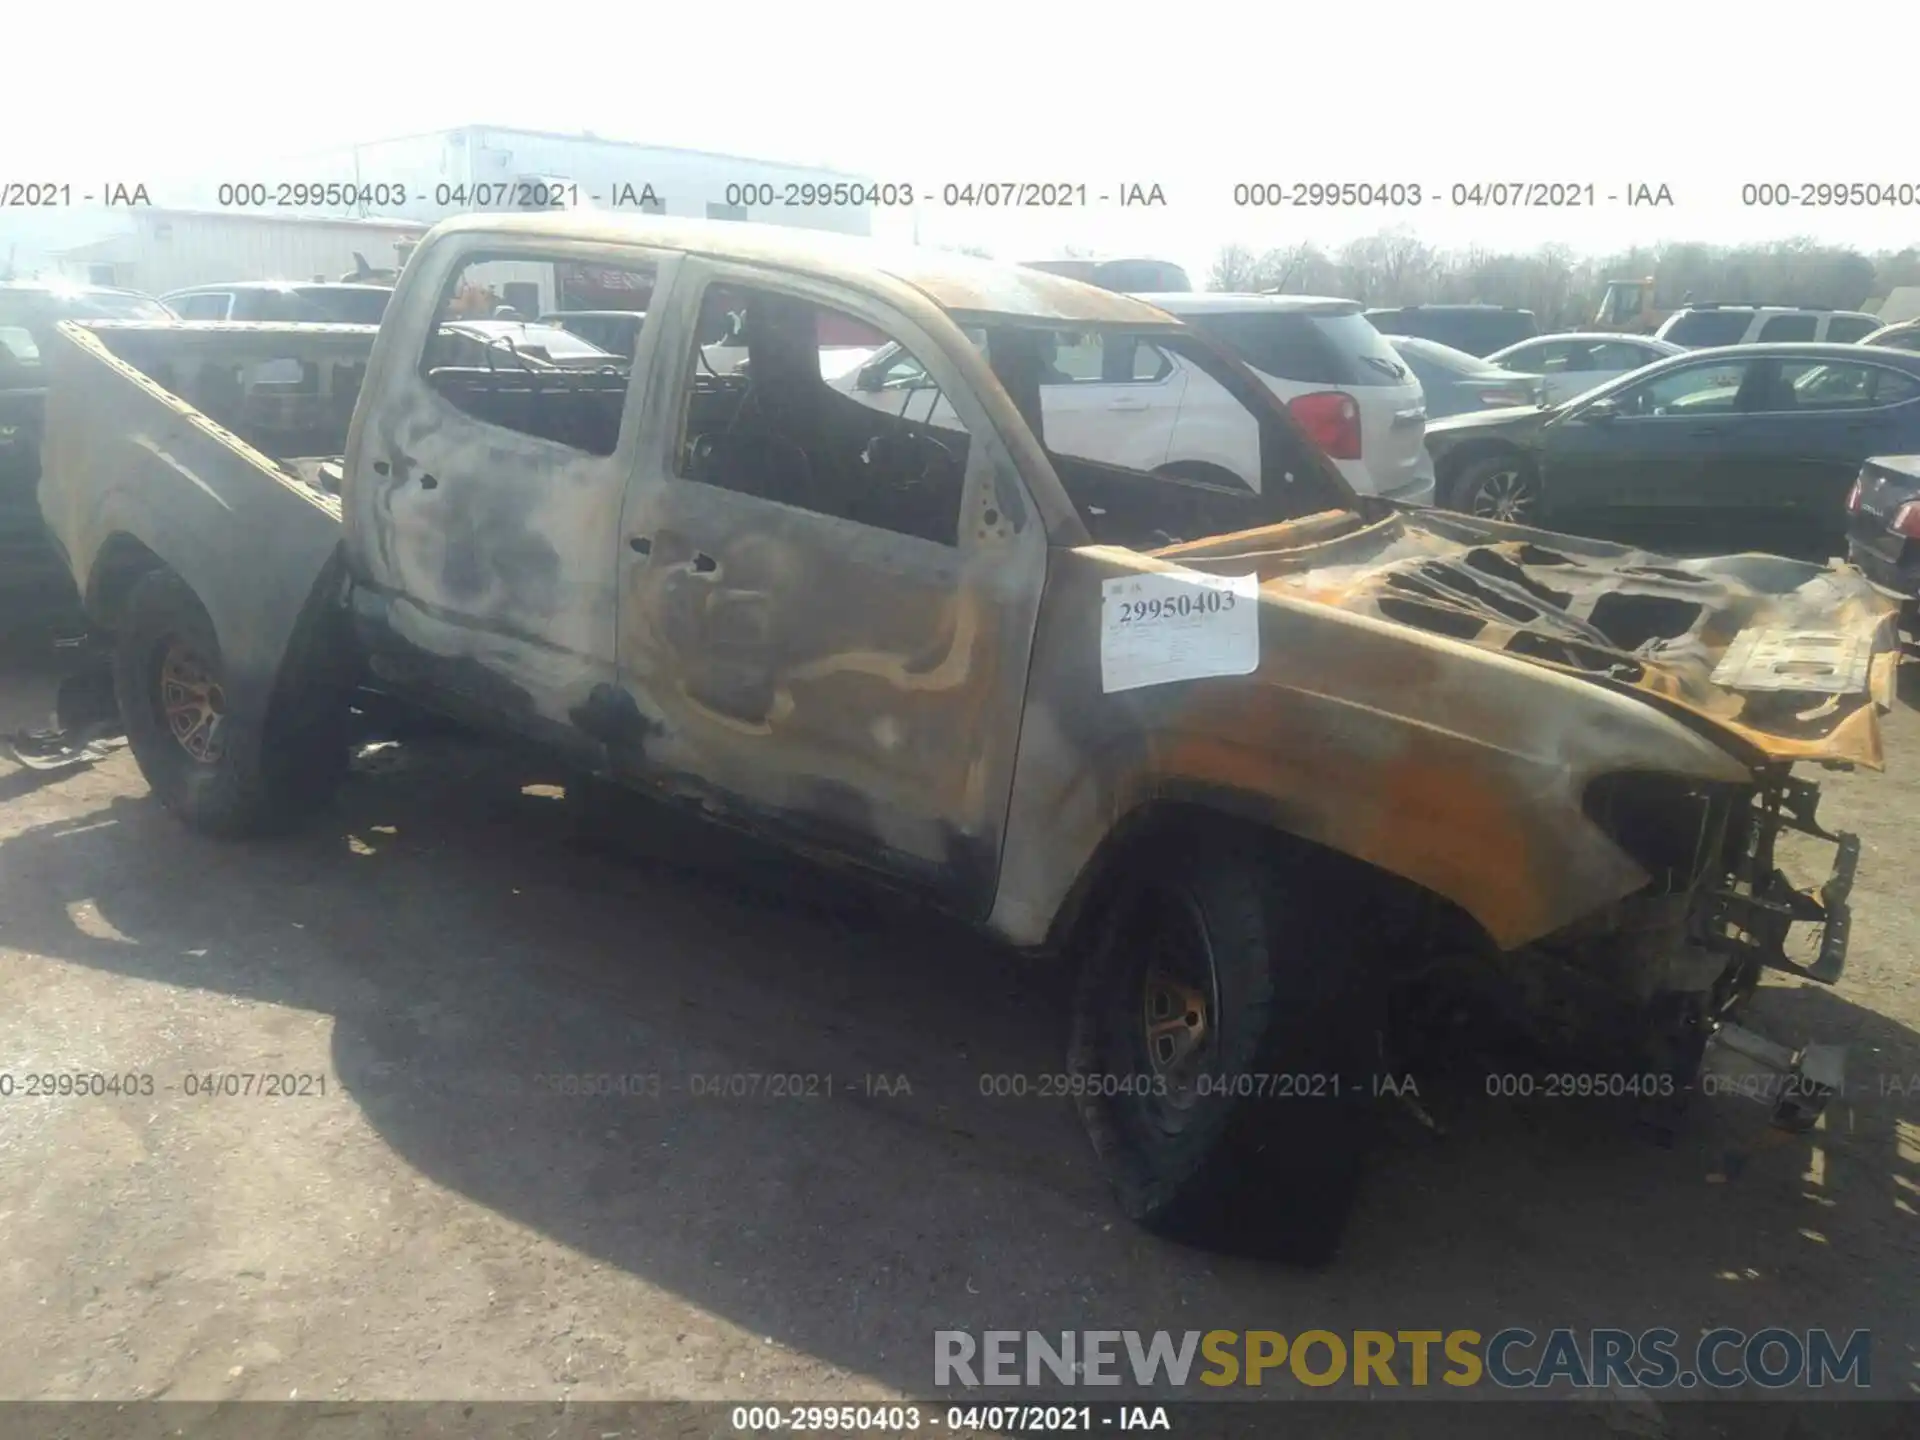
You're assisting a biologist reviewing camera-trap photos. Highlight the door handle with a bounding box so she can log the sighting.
[1108,397,1150,412]
[1686,427,1722,437]
[627,535,652,555]
[691,551,718,574]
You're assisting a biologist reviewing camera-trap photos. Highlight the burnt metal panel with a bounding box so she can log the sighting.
[987,510,1896,953]
[39,320,358,730]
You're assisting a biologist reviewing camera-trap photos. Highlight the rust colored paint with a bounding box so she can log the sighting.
[989,511,1893,952]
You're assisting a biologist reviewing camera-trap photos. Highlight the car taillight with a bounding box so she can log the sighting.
[1288,390,1362,460]
[1846,477,1863,513]
[1890,501,1920,539]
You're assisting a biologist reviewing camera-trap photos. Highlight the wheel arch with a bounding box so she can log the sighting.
[1433,438,1534,496]
[84,531,169,631]
[1042,788,1487,963]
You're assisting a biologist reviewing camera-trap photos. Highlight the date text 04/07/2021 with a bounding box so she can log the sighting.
[728,1404,1170,1433]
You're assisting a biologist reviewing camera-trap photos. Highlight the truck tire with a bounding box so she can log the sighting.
[113,568,350,837]
[1068,836,1376,1264]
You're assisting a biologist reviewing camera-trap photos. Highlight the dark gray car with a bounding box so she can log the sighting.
[1364,304,1538,356]
[1385,335,1545,417]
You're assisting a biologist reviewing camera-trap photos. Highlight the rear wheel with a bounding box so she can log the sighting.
[1068,833,1376,1264]
[113,569,350,837]
[1447,453,1541,523]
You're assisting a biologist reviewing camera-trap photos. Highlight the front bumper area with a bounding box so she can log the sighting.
[1702,774,1857,987]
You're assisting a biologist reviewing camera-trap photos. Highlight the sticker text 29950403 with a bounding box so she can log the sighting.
[1100,571,1260,695]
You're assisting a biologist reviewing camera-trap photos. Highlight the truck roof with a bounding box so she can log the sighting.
[432,212,1179,328]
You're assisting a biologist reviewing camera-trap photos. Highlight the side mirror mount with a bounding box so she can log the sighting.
[855,363,887,393]
[1584,396,1621,422]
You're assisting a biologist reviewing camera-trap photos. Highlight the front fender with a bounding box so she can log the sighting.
[989,545,1752,952]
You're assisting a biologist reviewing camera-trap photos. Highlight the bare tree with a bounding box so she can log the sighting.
[1205,235,1910,324]
[1207,243,1263,291]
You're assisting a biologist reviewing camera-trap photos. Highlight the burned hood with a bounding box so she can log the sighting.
[1158,507,1899,769]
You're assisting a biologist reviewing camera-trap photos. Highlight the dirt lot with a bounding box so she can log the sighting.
[0,647,1915,1430]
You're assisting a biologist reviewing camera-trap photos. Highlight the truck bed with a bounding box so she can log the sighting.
[0,381,78,633]
[36,320,377,728]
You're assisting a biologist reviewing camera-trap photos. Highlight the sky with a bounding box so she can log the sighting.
[10,0,1920,282]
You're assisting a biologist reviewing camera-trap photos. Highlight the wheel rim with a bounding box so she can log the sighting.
[1135,887,1221,1127]
[158,641,226,764]
[1465,467,1537,522]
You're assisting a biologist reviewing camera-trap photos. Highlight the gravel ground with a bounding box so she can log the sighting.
[0,650,1914,1434]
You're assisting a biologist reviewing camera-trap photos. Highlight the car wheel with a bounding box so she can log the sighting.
[113,568,349,837]
[1068,834,1375,1264]
[1448,454,1541,523]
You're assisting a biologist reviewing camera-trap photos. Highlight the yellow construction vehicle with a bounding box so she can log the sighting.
[1592,276,1674,334]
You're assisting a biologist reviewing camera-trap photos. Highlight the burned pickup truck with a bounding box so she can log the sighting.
[38,214,1895,1261]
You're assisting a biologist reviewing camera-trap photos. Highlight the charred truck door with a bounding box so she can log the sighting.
[610,261,1049,916]
[343,236,678,760]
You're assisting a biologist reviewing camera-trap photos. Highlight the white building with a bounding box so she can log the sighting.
[181,125,877,237]
[52,210,428,294]
[37,127,879,300]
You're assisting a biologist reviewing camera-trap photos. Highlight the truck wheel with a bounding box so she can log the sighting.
[1446,453,1541,523]
[1068,838,1375,1264]
[113,569,348,837]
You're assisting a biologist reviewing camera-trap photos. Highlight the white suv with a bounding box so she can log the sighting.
[1137,294,1434,502]
[1655,305,1881,348]
[831,297,1434,505]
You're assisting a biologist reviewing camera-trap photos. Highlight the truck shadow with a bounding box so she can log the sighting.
[0,740,1915,1408]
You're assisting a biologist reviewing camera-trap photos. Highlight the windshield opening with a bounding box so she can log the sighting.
[969,320,1359,549]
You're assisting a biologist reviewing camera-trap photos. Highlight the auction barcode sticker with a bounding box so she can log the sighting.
[1100,570,1260,695]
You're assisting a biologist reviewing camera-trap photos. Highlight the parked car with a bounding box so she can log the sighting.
[1654,305,1880,349]
[1382,336,1545,417]
[1362,304,1538,356]
[1845,454,1920,615]
[834,294,1434,503]
[1,279,175,329]
[541,309,646,360]
[1137,294,1435,501]
[35,213,1888,1262]
[1023,257,1192,292]
[1485,333,1684,405]
[1424,343,1920,546]
[162,281,394,324]
[1862,318,1920,354]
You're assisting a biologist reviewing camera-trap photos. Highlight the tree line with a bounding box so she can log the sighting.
[1203,233,1920,325]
